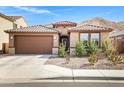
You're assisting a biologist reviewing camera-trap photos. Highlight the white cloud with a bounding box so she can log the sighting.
[13,6,51,14]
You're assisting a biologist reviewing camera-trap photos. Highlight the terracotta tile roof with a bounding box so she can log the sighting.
[5,25,60,33]
[52,21,77,26]
[44,24,53,28]
[0,13,22,22]
[68,24,113,32]
[110,30,124,37]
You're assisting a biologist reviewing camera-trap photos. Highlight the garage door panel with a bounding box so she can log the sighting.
[15,35,53,54]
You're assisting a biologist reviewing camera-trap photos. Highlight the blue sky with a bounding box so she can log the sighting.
[0,6,124,26]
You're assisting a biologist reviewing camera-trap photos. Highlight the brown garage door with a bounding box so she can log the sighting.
[15,35,53,54]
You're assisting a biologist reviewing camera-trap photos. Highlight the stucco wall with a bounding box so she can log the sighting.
[56,25,73,35]
[0,16,28,51]
[14,17,28,28]
[53,34,59,47]
[100,32,109,47]
[0,16,13,50]
[70,32,79,47]
[70,32,79,55]
[58,28,68,35]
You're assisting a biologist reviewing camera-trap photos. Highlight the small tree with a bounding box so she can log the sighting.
[86,40,98,55]
[58,43,66,57]
[75,41,84,57]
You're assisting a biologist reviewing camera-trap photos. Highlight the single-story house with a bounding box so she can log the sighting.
[109,30,124,54]
[5,21,113,55]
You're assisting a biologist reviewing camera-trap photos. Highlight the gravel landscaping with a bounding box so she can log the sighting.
[45,55,124,69]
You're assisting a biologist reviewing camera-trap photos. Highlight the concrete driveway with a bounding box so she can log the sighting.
[0,55,72,81]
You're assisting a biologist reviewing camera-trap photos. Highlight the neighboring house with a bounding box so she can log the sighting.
[0,13,28,52]
[110,30,124,54]
[5,21,113,55]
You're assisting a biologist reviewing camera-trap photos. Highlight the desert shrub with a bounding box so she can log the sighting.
[86,40,98,55]
[88,54,98,65]
[96,49,106,59]
[75,41,84,57]
[58,43,66,57]
[102,38,116,57]
[65,53,70,64]
[102,38,123,65]
[108,54,124,65]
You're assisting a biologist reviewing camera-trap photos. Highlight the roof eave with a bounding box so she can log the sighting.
[68,29,113,33]
[0,14,14,22]
[4,30,59,34]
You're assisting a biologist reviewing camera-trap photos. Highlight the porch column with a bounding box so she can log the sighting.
[89,33,91,41]
[70,32,79,56]
[9,34,15,54]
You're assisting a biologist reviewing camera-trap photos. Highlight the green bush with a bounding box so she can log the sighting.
[86,40,98,55]
[88,54,98,65]
[58,43,66,57]
[75,41,84,57]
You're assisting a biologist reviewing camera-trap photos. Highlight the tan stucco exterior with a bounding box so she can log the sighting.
[69,32,79,55]
[14,17,28,28]
[70,32,79,47]
[100,32,109,47]
[0,17,13,50]
[0,16,27,51]
[56,25,72,35]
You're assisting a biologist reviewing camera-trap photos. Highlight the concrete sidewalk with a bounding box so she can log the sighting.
[73,69,124,78]
[0,65,124,84]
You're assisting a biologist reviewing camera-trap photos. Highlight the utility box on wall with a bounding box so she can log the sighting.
[2,43,9,54]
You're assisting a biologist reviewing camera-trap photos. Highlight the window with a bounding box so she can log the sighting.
[80,33,88,46]
[91,33,99,46]
[80,33,100,47]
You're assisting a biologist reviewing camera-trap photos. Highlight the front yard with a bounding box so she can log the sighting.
[45,56,124,69]
[45,38,124,70]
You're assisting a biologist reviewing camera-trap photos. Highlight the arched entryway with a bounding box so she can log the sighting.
[60,36,69,51]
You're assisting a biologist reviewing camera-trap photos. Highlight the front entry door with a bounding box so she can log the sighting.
[60,36,69,51]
